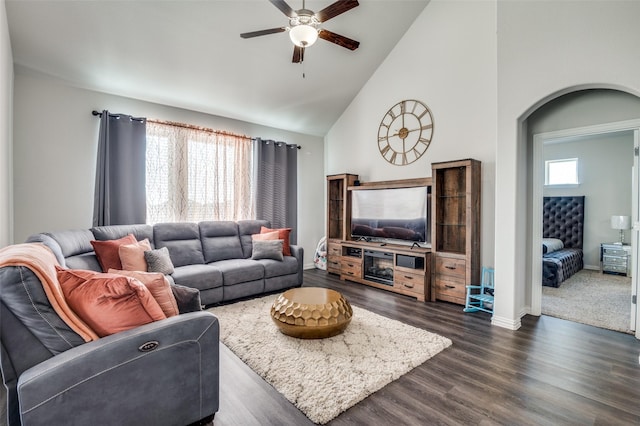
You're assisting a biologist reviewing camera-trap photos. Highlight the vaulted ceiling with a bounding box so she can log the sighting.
[6,0,429,136]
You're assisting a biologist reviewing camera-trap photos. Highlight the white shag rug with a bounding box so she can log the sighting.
[207,295,452,424]
[542,269,632,333]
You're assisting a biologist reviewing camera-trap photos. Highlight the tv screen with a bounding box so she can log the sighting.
[351,186,430,245]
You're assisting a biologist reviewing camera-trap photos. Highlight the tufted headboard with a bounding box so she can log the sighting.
[543,196,585,249]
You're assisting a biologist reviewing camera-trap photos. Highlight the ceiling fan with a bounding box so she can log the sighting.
[240,0,360,63]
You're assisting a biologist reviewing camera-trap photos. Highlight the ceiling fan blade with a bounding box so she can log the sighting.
[318,29,360,50]
[270,0,297,18]
[292,45,304,63]
[240,27,287,39]
[316,0,359,22]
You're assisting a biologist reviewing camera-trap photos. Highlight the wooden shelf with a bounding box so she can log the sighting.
[326,174,358,241]
[431,159,481,305]
[326,175,433,302]
[331,240,431,302]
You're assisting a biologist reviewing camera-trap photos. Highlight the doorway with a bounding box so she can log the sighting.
[531,119,640,336]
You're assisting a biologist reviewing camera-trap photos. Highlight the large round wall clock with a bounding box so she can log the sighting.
[377,99,434,166]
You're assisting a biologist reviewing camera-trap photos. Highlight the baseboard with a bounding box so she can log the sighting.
[583,264,599,271]
[491,315,522,330]
[304,262,316,270]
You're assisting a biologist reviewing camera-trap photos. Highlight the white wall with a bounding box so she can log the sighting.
[496,1,640,328]
[326,0,497,269]
[13,69,325,269]
[0,0,12,248]
[326,0,640,330]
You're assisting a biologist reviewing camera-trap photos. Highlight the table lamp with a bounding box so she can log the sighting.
[610,215,631,245]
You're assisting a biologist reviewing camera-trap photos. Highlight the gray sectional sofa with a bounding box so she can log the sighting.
[27,219,304,306]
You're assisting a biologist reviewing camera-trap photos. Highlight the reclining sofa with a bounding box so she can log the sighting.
[0,243,219,426]
[27,219,304,306]
[1,219,303,425]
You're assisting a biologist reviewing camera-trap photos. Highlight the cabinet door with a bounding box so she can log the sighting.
[340,257,362,279]
[435,256,466,279]
[394,270,425,296]
[434,167,467,254]
[434,275,466,303]
[327,243,342,274]
[434,255,467,303]
[327,174,358,241]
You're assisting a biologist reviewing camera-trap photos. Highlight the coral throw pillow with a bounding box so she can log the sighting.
[260,226,292,256]
[91,234,137,272]
[251,231,280,241]
[108,269,179,317]
[118,238,152,271]
[57,267,167,337]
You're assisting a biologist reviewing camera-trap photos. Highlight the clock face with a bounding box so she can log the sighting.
[377,99,434,166]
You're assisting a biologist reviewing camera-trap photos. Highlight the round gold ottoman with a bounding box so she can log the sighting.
[270,287,353,339]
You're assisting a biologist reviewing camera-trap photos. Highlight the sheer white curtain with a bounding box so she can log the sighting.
[146,121,254,224]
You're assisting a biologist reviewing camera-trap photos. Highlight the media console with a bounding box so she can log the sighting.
[327,240,431,302]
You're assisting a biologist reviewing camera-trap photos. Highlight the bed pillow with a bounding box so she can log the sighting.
[57,267,167,337]
[542,238,564,254]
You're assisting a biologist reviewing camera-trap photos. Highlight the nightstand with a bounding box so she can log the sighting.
[600,243,632,277]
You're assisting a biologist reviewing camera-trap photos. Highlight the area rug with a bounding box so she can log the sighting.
[207,295,452,424]
[542,269,632,333]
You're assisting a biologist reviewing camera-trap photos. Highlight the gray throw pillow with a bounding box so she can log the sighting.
[144,247,175,275]
[170,283,202,313]
[251,239,284,261]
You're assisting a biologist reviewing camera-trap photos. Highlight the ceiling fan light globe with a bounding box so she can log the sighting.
[289,24,318,47]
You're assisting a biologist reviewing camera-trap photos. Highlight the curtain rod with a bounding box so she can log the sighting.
[92,110,301,148]
[147,118,253,140]
[92,110,247,139]
[252,138,302,150]
[92,110,145,122]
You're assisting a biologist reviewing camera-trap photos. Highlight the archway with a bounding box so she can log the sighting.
[517,87,640,338]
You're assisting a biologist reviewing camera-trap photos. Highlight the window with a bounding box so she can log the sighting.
[545,158,579,186]
[146,121,255,224]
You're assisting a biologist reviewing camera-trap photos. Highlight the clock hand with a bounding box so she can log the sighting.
[391,127,421,138]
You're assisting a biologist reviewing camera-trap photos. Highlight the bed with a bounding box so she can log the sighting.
[542,196,585,287]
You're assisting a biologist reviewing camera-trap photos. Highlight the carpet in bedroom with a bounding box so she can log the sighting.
[542,269,632,333]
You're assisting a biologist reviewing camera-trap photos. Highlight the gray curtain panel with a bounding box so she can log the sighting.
[93,110,147,226]
[253,138,298,244]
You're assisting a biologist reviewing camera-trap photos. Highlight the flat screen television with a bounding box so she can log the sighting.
[350,186,431,246]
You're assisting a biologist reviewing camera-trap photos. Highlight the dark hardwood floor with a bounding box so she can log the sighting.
[214,269,640,426]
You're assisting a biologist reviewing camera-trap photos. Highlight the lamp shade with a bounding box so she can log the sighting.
[289,24,318,47]
[610,215,631,230]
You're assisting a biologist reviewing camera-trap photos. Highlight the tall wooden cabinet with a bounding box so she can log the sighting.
[431,159,481,305]
[326,174,359,275]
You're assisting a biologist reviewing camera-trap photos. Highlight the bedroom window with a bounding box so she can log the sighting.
[545,158,579,186]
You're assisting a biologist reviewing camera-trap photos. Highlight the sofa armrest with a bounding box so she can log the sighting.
[289,245,304,285]
[17,312,219,426]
